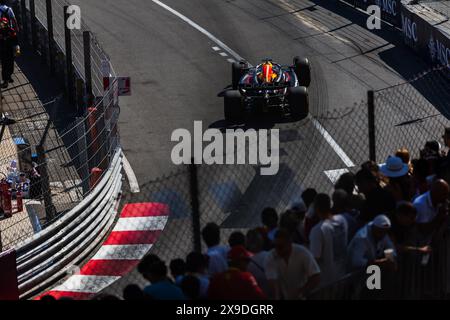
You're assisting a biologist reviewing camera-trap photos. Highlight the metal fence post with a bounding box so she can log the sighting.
[29,0,38,52]
[46,0,55,75]
[20,0,28,44]
[83,31,93,108]
[368,90,376,163]
[36,144,56,222]
[75,117,90,195]
[63,5,75,106]
[190,159,202,253]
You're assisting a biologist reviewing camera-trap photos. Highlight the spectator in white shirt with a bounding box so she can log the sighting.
[265,228,320,300]
[201,223,229,276]
[245,229,270,296]
[413,179,449,236]
[309,194,348,286]
[347,215,397,271]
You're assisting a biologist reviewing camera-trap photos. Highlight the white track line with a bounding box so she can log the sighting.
[152,0,244,62]
[122,152,140,193]
[312,119,355,167]
[152,0,355,170]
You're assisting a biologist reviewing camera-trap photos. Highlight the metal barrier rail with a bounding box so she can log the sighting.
[17,149,122,299]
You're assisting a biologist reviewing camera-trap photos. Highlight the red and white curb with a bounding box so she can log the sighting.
[36,202,170,300]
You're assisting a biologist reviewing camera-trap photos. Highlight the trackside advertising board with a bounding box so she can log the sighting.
[350,0,402,27]
[401,5,450,79]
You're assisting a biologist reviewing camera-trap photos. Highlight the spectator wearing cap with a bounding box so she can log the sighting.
[265,229,320,300]
[355,168,396,222]
[380,156,415,202]
[309,194,348,286]
[347,215,397,271]
[201,223,229,276]
[184,252,210,299]
[138,258,186,300]
[261,207,279,244]
[288,199,308,243]
[207,245,266,300]
[413,179,449,237]
[246,229,271,296]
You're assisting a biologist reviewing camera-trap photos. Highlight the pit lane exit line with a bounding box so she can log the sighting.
[151,0,356,172]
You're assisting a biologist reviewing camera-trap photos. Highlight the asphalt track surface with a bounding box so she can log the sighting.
[70,0,436,294]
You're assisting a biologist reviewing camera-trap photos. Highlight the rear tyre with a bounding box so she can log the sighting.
[232,62,247,90]
[224,90,244,123]
[293,56,311,87]
[288,86,309,120]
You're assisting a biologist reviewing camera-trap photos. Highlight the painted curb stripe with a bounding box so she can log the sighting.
[37,202,170,300]
[52,275,121,293]
[120,203,170,217]
[112,216,169,232]
[103,230,163,245]
[91,244,153,261]
[80,260,140,276]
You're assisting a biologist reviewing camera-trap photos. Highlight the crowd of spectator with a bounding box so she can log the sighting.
[41,129,450,301]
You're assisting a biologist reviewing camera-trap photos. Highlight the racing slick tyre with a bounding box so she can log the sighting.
[224,90,244,123]
[293,57,311,87]
[232,62,247,90]
[288,86,309,120]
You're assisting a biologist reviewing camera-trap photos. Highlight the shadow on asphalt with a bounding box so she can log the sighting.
[304,0,450,116]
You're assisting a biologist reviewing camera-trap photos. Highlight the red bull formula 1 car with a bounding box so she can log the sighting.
[223,57,311,122]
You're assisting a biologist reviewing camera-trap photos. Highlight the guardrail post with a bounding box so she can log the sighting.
[63,5,75,107]
[189,159,202,253]
[46,0,55,75]
[36,144,56,222]
[368,90,376,163]
[20,0,28,44]
[83,31,93,109]
[75,117,90,195]
[30,0,38,52]
[75,79,85,117]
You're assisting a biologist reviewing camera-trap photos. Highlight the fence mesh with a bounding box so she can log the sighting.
[0,1,120,252]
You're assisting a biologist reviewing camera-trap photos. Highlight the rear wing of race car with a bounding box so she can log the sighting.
[240,82,289,91]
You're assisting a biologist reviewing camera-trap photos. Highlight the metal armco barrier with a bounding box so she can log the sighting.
[16,150,123,299]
